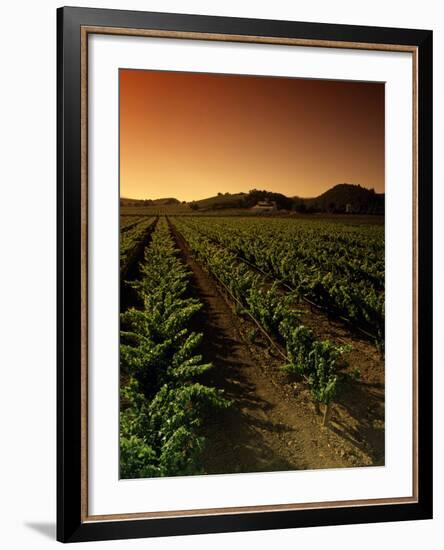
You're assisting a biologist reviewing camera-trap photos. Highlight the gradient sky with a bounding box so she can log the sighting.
[120,69,384,201]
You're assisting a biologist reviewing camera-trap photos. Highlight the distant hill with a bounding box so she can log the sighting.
[191,189,294,211]
[299,184,384,214]
[152,198,181,205]
[191,192,247,210]
[120,197,180,206]
[121,184,384,215]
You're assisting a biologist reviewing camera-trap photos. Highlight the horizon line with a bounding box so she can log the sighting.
[120,183,384,203]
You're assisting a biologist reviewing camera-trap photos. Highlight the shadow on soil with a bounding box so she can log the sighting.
[333,380,385,465]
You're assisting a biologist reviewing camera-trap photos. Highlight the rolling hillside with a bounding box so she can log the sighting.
[120,197,180,207]
[301,184,384,214]
[121,184,384,215]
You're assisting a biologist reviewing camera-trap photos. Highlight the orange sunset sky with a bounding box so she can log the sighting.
[120,69,384,202]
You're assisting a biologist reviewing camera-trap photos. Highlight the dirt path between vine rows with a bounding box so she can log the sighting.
[169,221,356,474]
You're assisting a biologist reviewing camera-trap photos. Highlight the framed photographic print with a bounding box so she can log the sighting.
[57,6,433,543]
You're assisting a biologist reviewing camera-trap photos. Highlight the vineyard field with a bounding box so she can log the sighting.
[120,216,157,277]
[119,213,385,477]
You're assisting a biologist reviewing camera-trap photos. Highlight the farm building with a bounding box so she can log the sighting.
[251,200,277,212]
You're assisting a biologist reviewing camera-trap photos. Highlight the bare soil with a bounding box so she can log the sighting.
[170,222,384,474]
[296,302,385,466]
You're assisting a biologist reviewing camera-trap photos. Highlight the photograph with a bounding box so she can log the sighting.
[118,68,386,479]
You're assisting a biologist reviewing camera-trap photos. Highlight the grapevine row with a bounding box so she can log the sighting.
[171,218,351,425]
[121,215,143,229]
[120,216,157,277]
[119,218,230,478]
[175,216,384,345]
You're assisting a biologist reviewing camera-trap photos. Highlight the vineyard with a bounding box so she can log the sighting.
[120,216,157,278]
[120,214,385,477]
[174,217,384,345]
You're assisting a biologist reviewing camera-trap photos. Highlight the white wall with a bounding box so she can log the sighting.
[0,1,441,548]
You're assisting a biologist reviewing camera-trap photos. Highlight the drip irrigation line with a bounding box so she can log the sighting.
[206,265,289,364]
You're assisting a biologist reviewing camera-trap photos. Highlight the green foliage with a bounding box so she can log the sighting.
[120,435,158,479]
[174,218,353,410]
[120,218,230,479]
[120,216,156,275]
[246,283,297,335]
[280,323,350,405]
[174,215,384,346]
[120,378,230,478]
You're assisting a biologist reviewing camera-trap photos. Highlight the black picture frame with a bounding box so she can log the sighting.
[57,6,433,543]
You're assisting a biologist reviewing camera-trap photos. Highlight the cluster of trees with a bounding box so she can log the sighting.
[189,189,293,211]
[242,189,294,210]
